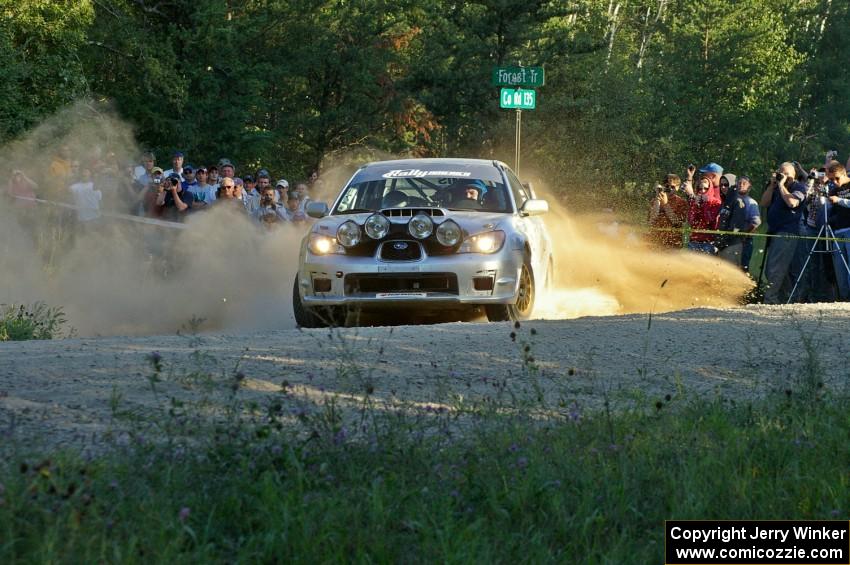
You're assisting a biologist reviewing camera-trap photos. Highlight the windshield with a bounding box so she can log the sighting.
[333,177,512,214]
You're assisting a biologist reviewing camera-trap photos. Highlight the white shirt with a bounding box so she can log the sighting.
[68,182,102,222]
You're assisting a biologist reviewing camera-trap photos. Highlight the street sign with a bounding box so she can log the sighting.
[500,88,536,110]
[492,66,545,87]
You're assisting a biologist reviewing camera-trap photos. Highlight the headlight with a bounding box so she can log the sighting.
[435,220,462,246]
[364,213,390,240]
[408,213,433,239]
[458,230,506,254]
[308,233,344,255]
[336,220,361,248]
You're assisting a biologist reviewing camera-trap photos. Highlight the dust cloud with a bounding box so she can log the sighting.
[1,101,302,336]
[535,199,754,319]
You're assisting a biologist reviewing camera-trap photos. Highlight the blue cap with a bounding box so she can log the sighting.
[699,162,723,175]
[183,164,194,173]
[173,151,184,158]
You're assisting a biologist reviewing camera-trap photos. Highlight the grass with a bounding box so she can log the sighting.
[1,332,847,564]
[0,302,71,341]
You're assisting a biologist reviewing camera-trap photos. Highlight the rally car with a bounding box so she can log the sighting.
[292,158,553,326]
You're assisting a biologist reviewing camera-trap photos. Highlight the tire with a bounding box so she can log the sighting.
[292,276,345,328]
[485,257,536,322]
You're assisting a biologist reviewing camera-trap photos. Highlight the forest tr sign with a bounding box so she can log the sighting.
[492,66,545,87]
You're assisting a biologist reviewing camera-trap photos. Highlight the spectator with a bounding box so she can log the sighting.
[181,165,210,208]
[154,173,193,221]
[142,168,164,217]
[208,165,220,189]
[243,174,258,201]
[7,169,38,207]
[68,166,102,224]
[717,174,762,271]
[163,151,185,181]
[252,185,286,226]
[827,161,850,300]
[247,170,268,213]
[295,182,310,215]
[134,152,156,184]
[686,174,722,254]
[218,158,236,180]
[188,167,217,207]
[647,173,688,248]
[275,178,289,204]
[215,177,242,206]
[283,190,307,223]
[761,162,808,304]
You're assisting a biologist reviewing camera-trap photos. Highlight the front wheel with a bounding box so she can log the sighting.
[292,276,345,328]
[485,258,536,322]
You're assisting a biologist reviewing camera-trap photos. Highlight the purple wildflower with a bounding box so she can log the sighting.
[517,456,529,469]
[333,427,347,445]
[450,489,460,498]
[178,507,191,522]
[831,509,841,518]
[509,443,519,453]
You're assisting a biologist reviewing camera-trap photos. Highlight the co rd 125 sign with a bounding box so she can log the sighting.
[500,88,536,110]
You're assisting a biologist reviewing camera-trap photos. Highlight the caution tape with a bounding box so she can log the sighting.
[9,195,187,230]
[644,225,850,244]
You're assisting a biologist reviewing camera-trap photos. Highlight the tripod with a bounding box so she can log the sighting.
[787,187,850,304]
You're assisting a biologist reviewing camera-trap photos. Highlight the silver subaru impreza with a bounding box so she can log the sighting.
[293,158,553,326]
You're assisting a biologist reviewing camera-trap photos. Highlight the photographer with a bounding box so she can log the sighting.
[647,173,688,248]
[685,172,722,254]
[7,169,38,207]
[252,184,287,227]
[154,173,193,222]
[826,161,850,300]
[792,168,835,301]
[760,162,807,303]
[717,174,762,271]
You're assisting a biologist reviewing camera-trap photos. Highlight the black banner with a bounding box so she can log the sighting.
[665,521,850,564]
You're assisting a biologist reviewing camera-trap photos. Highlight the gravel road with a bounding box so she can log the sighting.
[2,303,849,454]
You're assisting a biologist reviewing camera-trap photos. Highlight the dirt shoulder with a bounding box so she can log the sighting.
[2,304,849,453]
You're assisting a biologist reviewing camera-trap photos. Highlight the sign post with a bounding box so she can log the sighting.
[493,66,544,174]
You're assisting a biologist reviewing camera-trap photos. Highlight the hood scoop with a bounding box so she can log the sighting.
[381,208,445,218]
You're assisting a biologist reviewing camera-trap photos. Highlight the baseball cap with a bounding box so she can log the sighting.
[167,172,181,180]
[242,174,255,183]
[276,179,289,188]
[183,164,194,173]
[257,168,271,179]
[738,175,751,183]
[218,158,233,168]
[173,151,184,158]
[698,162,724,175]
[151,166,164,175]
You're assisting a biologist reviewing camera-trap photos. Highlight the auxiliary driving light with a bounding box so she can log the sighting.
[364,213,390,240]
[435,220,462,246]
[408,213,434,239]
[336,220,362,248]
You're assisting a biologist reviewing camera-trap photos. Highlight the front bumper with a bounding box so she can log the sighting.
[298,246,523,308]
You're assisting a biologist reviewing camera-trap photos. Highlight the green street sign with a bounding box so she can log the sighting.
[500,88,536,110]
[492,66,545,87]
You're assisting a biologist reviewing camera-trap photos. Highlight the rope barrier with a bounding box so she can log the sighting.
[9,195,187,230]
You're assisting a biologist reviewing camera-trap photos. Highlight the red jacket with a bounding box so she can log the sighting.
[688,188,721,243]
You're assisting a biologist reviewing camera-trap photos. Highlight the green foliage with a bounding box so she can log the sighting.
[1,0,849,197]
[1,388,847,561]
[0,302,70,341]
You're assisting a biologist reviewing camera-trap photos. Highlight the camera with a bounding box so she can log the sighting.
[152,178,161,185]
[773,172,784,182]
[168,177,179,187]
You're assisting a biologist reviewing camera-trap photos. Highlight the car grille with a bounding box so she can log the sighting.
[379,240,422,261]
[344,273,459,295]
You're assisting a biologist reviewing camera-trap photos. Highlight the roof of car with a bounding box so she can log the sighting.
[360,158,505,169]
[352,158,509,184]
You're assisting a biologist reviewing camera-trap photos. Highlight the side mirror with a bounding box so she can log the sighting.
[520,199,549,216]
[305,201,329,218]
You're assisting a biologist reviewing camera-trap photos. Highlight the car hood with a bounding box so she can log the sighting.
[312,209,509,237]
